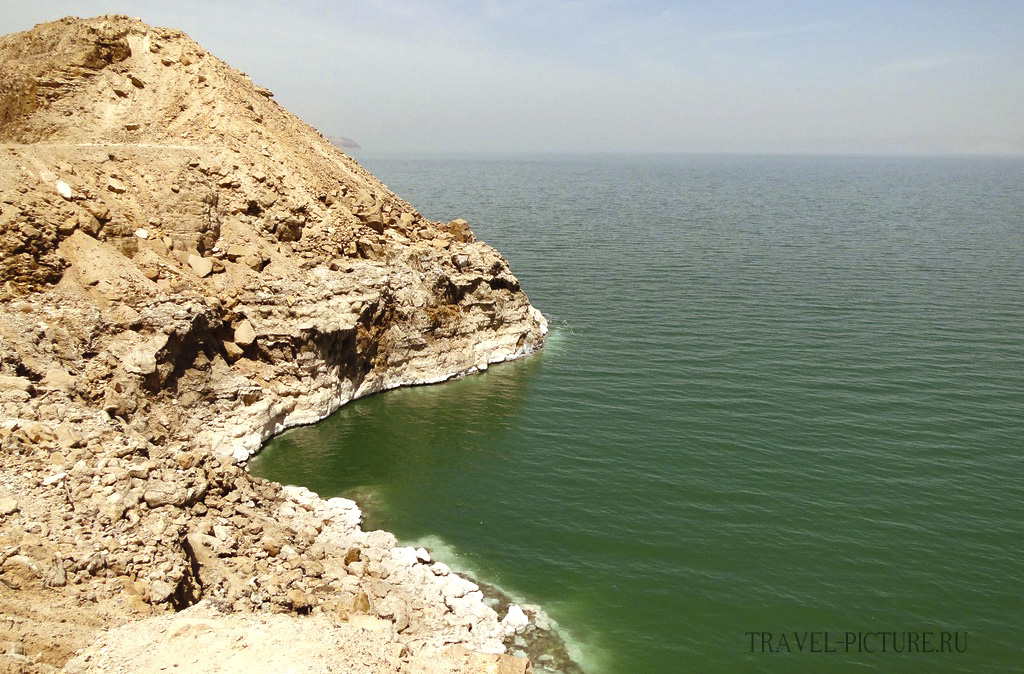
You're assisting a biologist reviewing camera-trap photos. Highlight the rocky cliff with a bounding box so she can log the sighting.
[0,15,559,674]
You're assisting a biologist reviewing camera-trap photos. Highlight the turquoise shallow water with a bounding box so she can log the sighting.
[249,154,1024,673]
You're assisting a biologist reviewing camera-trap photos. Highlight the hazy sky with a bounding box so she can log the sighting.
[3,1,1023,154]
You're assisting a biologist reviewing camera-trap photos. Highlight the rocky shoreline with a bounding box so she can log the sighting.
[0,15,570,674]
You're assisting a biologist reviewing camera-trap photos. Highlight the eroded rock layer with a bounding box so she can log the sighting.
[0,15,555,674]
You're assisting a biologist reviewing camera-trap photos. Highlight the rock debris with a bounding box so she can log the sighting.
[0,14,571,674]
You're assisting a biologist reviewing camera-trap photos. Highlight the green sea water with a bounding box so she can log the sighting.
[248,154,1024,673]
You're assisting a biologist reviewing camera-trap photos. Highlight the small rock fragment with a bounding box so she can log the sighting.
[42,368,75,392]
[233,319,256,346]
[0,375,32,393]
[0,497,18,516]
[287,589,313,612]
[187,254,213,278]
[449,218,474,243]
[223,340,244,361]
[148,579,175,603]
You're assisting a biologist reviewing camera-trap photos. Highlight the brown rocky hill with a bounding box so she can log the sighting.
[0,14,558,674]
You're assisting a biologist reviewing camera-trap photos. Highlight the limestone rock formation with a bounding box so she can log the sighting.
[0,14,563,674]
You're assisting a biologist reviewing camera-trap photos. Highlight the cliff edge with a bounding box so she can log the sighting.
[0,15,559,674]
